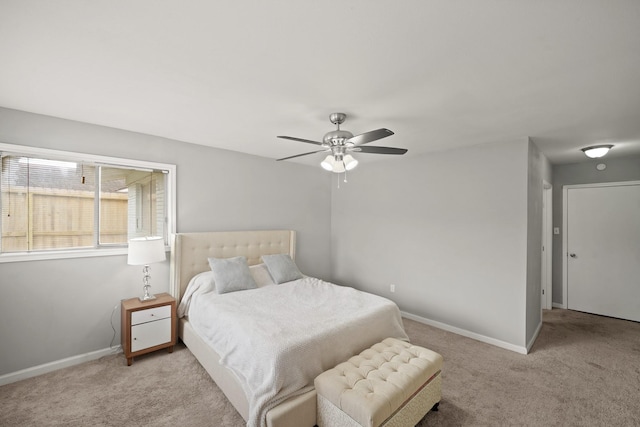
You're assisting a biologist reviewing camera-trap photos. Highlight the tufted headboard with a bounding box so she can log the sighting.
[169,230,296,302]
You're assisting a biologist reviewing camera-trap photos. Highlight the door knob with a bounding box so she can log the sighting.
[569,253,577,258]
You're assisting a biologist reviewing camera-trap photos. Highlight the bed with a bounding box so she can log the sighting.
[169,230,408,427]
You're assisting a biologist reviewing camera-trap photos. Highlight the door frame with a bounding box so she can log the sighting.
[562,180,640,308]
[541,181,553,310]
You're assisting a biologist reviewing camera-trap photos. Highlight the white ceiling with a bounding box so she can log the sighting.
[1,0,640,166]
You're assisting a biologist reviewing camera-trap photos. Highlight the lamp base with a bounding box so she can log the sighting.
[139,283,156,302]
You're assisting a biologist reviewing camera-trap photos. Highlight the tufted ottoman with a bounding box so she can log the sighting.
[314,337,442,427]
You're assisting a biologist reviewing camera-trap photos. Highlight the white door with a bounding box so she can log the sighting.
[566,182,640,322]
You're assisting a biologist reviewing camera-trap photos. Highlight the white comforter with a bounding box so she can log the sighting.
[188,276,408,427]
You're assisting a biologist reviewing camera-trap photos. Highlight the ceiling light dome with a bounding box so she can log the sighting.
[581,144,613,159]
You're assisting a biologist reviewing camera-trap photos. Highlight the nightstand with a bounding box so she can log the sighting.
[121,292,176,366]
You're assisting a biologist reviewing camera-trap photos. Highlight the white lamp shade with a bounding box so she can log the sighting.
[128,236,166,265]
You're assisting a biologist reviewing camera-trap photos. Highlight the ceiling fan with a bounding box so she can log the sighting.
[277,113,407,173]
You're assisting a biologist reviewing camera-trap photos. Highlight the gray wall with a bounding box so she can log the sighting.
[0,105,566,376]
[330,138,531,348]
[0,107,332,375]
[551,155,640,304]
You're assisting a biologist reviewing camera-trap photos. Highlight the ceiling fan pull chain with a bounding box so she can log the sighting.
[343,168,348,183]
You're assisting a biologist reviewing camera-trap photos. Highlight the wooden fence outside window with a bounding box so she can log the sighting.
[1,187,128,252]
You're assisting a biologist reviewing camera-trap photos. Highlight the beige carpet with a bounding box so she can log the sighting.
[1,309,639,426]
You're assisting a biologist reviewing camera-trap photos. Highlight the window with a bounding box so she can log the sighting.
[0,143,175,261]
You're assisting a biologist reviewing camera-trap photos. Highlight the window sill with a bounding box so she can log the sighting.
[0,247,133,263]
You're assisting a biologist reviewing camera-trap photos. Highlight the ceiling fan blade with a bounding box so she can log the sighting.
[277,150,327,161]
[353,146,408,155]
[277,136,324,146]
[347,128,394,145]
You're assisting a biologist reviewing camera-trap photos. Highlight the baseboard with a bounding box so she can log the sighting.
[401,311,528,355]
[552,302,565,309]
[526,320,543,353]
[0,346,122,387]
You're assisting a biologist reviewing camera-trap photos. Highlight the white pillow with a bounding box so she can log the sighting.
[250,263,276,287]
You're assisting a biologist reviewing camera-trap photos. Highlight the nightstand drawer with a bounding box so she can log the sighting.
[131,305,171,325]
[131,317,172,352]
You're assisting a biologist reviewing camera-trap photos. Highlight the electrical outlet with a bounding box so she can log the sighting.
[554,227,560,235]
[390,284,395,293]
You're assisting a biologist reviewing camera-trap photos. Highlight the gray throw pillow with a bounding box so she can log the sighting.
[261,254,303,284]
[208,256,258,294]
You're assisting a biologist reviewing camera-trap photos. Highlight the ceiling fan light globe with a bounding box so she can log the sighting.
[332,162,346,173]
[321,155,334,171]
[343,154,358,170]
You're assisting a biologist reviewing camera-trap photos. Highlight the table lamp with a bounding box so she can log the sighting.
[128,236,166,301]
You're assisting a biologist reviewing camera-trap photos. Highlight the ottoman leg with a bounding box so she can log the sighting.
[431,402,440,412]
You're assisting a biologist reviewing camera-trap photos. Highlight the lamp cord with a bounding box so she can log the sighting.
[109,303,120,353]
